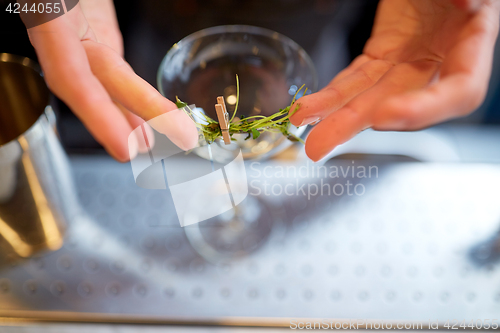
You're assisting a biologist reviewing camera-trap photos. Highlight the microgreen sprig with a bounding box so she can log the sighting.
[175,75,306,145]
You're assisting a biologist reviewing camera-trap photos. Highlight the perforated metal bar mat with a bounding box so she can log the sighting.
[0,156,499,325]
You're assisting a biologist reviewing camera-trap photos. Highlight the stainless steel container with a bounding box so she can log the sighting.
[0,53,77,259]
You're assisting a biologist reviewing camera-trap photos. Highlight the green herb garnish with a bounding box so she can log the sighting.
[175,75,306,145]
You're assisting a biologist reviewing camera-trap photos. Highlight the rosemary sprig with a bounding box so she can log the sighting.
[175,75,306,145]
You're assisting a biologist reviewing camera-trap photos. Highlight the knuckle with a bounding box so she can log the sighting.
[343,105,364,123]
[356,59,392,82]
[323,85,344,101]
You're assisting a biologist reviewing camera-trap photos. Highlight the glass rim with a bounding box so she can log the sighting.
[157,24,318,95]
[0,53,43,75]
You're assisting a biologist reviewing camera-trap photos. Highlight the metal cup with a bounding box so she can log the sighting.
[0,53,77,259]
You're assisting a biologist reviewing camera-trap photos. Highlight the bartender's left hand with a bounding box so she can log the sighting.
[291,0,500,161]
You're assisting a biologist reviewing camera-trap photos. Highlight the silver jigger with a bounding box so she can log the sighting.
[0,53,77,258]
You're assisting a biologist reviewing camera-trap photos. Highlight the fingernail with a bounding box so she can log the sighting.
[299,117,320,127]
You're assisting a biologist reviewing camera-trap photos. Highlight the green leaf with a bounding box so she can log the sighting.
[251,128,260,140]
[288,134,304,144]
[175,96,188,109]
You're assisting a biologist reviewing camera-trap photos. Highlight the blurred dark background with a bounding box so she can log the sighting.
[1,0,499,154]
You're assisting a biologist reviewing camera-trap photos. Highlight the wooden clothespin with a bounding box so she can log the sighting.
[215,96,231,145]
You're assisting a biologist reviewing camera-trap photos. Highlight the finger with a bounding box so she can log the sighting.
[304,106,370,162]
[28,18,136,162]
[290,58,393,127]
[80,0,123,55]
[305,60,440,161]
[115,102,155,153]
[82,40,173,120]
[372,7,499,130]
[82,40,199,150]
[289,55,375,126]
[289,54,376,127]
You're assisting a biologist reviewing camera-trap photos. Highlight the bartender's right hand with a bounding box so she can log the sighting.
[26,0,197,162]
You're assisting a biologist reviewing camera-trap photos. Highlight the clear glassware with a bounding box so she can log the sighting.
[157,26,318,262]
[158,25,318,161]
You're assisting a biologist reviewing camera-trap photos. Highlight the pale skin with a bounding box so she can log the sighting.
[27,0,196,162]
[26,0,500,162]
[290,0,500,161]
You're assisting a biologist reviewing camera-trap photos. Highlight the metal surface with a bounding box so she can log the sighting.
[0,154,499,324]
[0,54,75,259]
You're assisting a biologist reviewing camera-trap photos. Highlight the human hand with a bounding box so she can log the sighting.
[291,0,500,161]
[27,0,197,161]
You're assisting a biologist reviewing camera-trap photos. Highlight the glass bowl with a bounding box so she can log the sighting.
[157,25,318,161]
